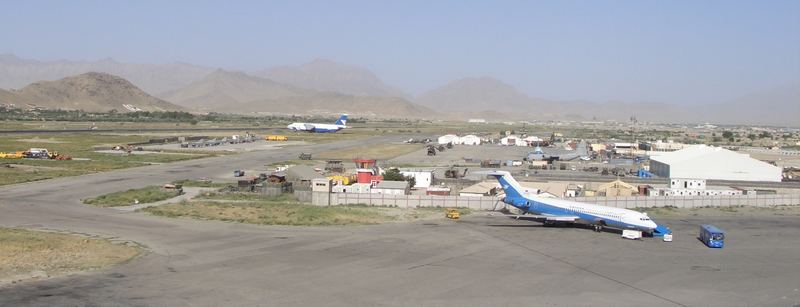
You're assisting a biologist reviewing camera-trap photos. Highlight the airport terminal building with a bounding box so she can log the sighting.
[649,145,782,182]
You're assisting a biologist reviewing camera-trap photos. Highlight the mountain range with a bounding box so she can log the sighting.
[0,72,184,112]
[0,53,797,125]
[161,69,432,117]
[0,54,213,95]
[255,59,407,97]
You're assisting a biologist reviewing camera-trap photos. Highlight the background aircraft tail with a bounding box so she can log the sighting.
[487,171,524,199]
[335,114,348,126]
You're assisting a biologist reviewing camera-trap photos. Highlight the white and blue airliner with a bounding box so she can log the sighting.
[488,171,671,236]
[287,114,348,133]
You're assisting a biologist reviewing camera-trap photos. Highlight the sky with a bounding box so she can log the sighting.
[1,0,799,104]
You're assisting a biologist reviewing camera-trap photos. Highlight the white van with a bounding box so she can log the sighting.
[622,230,642,240]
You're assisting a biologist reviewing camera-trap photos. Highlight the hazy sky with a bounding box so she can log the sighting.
[2,0,799,104]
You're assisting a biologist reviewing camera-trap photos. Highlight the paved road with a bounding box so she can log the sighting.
[1,135,799,306]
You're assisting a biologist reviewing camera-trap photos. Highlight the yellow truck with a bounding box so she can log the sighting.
[328,174,356,186]
[265,135,288,141]
[0,151,25,159]
[445,208,460,220]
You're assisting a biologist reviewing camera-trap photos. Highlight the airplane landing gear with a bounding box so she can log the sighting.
[593,223,604,232]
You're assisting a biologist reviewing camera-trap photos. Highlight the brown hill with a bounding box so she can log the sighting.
[255,59,407,97]
[1,72,186,112]
[160,69,314,111]
[0,53,214,95]
[164,69,434,118]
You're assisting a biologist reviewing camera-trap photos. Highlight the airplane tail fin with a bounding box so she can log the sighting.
[487,171,524,199]
[335,114,348,126]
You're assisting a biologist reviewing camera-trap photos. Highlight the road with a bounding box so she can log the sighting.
[1,135,799,306]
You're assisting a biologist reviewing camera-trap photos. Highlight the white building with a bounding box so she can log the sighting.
[459,135,481,145]
[648,178,743,196]
[399,170,434,188]
[649,140,691,152]
[500,135,527,146]
[438,134,460,145]
[371,181,409,195]
[649,145,782,182]
[468,118,487,123]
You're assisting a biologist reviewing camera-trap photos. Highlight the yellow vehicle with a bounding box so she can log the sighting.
[0,151,24,159]
[266,135,288,141]
[445,208,460,220]
[328,174,356,185]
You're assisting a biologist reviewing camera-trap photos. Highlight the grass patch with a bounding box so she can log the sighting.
[143,193,474,226]
[0,228,139,285]
[143,197,396,226]
[84,186,182,207]
[0,133,216,186]
[194,192,268,201]
[315,143,424,160]
[172,179,230,188]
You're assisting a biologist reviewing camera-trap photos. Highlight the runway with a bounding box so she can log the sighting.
[1,135,799,306]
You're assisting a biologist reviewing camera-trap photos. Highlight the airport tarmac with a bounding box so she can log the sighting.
[1,212,798,306]
[142,140,307,152]
[1,135,799,306]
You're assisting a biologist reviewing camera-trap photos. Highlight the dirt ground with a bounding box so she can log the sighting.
[0,228,140,286]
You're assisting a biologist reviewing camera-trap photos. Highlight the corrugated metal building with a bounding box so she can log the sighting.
[650,145,782,182]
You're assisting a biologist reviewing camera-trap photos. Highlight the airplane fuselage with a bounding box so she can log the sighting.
[503,194,658,233]
[490,171,663,234]
[287,114,349,133]
[287,123,346,133]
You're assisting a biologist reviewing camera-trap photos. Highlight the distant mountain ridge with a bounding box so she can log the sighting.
[416,77,549,114]
[163,69,433,118]
[0,72,185,112]
[255,59,407,97]
[0,53,214,95]
[160,69,314,110]
[415,77,800,125]
[1,54,797,125]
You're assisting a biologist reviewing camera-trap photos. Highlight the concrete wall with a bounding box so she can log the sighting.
[294,190,313,203]
[312,192,800,210]
[574,194,800,208]
[327,193,500,209]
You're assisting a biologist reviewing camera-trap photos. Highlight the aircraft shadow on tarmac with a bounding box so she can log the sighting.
[486,215,624,235]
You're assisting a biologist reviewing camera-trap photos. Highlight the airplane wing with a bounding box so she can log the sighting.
[303,123,316,130]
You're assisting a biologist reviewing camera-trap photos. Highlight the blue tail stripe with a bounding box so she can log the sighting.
[491,174,522,199]
[335,115,348,125]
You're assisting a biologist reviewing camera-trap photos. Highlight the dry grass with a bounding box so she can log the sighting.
[0,228,140,285]
[144,200,395,226]
[0,133,214,186]
[315,143,424,160]
[143,194,470,226]
[83,186,182,207]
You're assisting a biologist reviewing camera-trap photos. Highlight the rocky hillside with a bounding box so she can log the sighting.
[255,59,407,97]
[0,53,213,95]
[164,69,433,118]
[0,72,186,112]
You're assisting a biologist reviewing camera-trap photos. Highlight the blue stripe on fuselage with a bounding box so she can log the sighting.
[312,127,341,133]
[504,195,648,231]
